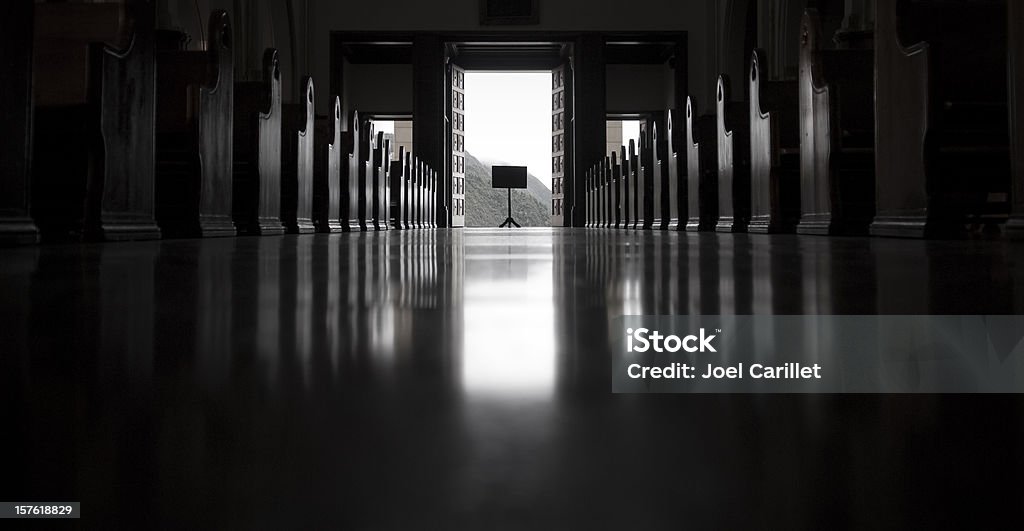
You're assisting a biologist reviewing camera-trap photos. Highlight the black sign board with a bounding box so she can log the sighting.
[491,166,528,189]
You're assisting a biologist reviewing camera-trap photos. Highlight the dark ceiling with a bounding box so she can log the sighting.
[342,42,413,64]
[338,36,679,67]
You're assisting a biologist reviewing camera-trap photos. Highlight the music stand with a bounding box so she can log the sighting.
[492,166,527,228]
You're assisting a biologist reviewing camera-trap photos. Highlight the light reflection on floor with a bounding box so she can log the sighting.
[462,231,556,399]
[2,227,1023,528]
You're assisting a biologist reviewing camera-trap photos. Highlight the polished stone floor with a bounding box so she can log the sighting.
[2,228,1024,528]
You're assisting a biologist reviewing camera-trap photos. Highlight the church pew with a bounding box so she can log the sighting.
[384,136,394,230]
[611,151,622,228]
[358,122,373,231]
[685,98,719,231]
[607,156,613,229]
[394,151,404,230]
[1010,1,1024,237]
[421,161,430,228]
[419,160,428,229]
[281,77,315,234]
[598,158,606,227]
[663,108,683,231]
[373,132,391,231]
[749,49,800,233]
[620,150,629,228]
[430,168,437,228]
[424,162,432,228]
[588,165,597,228]
[422,161,430,228]
[604,155,613,228]
[403,148,411,229]
[614,152,623,228]
[626,140,634,229]
[412,158,418,229]
[423,164,431,228]
[797,9,875,236]
[595,163,603,228]
[635,130,648,230]
[640,129,655,229]
[411,157,419,228]
[598,158,602,227]
[873,0,1009,237]
[31,0,160,241]
[403,152,412,229]
[588,163,597,227]
[593,159,601,227]
[412,160,419,230]
[716,74,752,233]
[233,48,284,235]
[620,146,632,229]
[426,163,434,228]
[341,110,361,232]
[683,100,700,231]
[417,158,424,228]
[389,146,406,230]
[421,161,428,228]
[154,11,234,238]
[154,29,188,51]
[313,96,344,233]
[0,0,38,244]
[625,143,636,229]
[649,122,665,230]
[583,167,591,227]
[589,164,597,227]
[596,162,604,228]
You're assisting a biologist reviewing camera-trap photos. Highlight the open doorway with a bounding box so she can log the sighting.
[333,33,684,229]
[369,118,413,163]
[458,71,553,227]
[370,118,413,230]
[605,119,642,159]
[445,40,571,228]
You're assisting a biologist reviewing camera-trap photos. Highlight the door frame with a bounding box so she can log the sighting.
[330,31,687,228]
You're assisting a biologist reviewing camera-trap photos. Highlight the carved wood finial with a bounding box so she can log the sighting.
[209,10,231,51]
[263,48,280,82]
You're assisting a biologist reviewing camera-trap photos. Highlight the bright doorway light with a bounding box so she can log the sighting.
[370,119,413,161]
[606,119,642,158]
[622,120,641,148]
[372,120,395,135]
[464,71,553,190]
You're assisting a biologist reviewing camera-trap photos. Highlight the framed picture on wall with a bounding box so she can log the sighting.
[479,0,539,25]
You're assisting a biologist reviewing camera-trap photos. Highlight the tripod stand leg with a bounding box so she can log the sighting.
[497,189,520,228]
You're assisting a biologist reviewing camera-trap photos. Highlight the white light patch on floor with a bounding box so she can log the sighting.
[461,235,556,398]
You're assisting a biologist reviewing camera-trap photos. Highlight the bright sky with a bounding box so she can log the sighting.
[465,71,553,189]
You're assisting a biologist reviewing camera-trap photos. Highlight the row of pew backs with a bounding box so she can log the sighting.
[3,3,437,245]
[584,4,1014,239]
